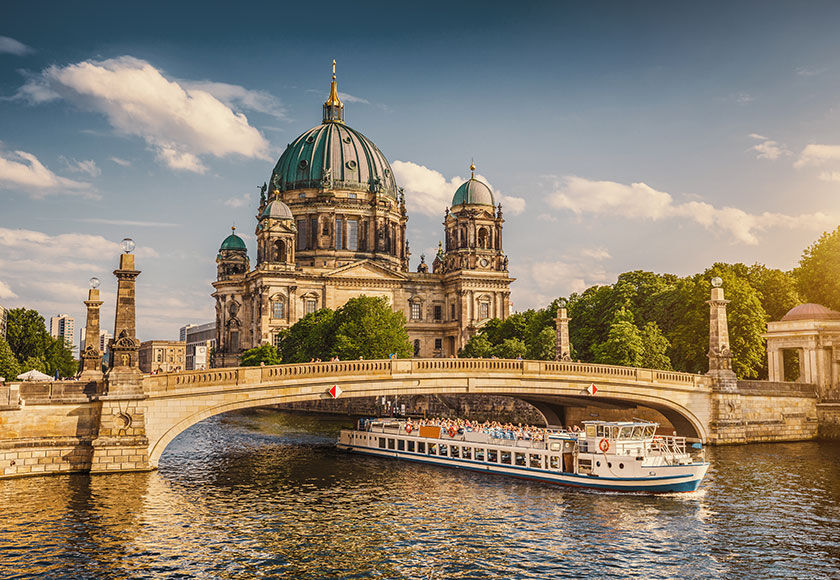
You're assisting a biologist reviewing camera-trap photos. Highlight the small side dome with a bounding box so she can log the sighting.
[220,226,247,252]
[451,164,494,207]
[260,199,294,220]
[781,303,840,321]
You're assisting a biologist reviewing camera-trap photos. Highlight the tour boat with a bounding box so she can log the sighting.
[337,419,709,493]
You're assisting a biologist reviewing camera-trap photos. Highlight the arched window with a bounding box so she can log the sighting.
[274,240,286,262]
[478,227,488,249]
[413,339,421,357]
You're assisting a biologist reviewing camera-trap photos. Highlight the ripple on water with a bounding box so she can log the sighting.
[0,411,838,579]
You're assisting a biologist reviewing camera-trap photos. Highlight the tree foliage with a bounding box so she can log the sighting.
[0,338,21,380]
[795,225,840,311]
[277,296,411,363]
[4,308,78,378]
[240,344,282,366]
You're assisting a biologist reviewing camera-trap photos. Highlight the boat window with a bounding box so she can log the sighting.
[500,451,511,464]
[549,456,560,470]
[417,442,425,453]
[619,427,632,439]
[550,442,561,452]
[388,438,395,450]
[462,446,472,460]
[439,445,448,457]
[644,426,656,438]
[451,446,460,458]
[475,448,485,461]
[429,443,437,455]
[585,425,597,438]
[632,426,644,439]
[397,439,405,451]
[379,437,386,449]
[529,454,542,468]
[407,440,415,452]
[515,452,526,467]
[487,449,498,463]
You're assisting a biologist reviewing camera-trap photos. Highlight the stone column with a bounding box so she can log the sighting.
[798,348,810,383]
[767,347,781,382]
[106,251,143,395]
[92,246,150,474]
[555,307,572,361]
[707,280,736,381]
[80,285,104,380]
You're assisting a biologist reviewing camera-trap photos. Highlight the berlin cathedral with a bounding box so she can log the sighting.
[212,66,515,366]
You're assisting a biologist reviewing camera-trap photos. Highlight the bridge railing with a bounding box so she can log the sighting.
[143,358,705,393]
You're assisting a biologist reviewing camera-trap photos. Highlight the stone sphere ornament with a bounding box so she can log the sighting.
[711,277,723,288]
[89,277,100,289]
[120,238,136,253]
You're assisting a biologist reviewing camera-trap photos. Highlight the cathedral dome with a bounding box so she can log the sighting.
[269,65,398,199]
[219,227,247,252]
[452,175,494,207]
[260,198,293,220]
[781,303,840,321]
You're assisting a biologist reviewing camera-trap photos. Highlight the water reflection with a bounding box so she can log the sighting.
[1,410,838,579]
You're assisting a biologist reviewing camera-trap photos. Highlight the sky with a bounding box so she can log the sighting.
[2,1,840,344]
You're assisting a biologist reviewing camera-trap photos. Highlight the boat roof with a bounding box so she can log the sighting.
[581,420,659,427]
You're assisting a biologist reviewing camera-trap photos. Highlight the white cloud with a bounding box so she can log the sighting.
[0,36,33,56]
[0,149,97,198]
[59,156,101,177]
[77,218,180,227]
[338,92,370,105]
[819,171,840,182]
[0,227,158,262]
[795,144,840,168]
[735,92,754,105]
[512,258,614,311]
[795,66,827,77]
[581,247,611,261]
[0,280,17,300]
[183,80,287,119]
[547,176,835,245]
[748,134,789,161]
[223,193,251,208]
[109,156,131,167]
[392,160,526,217]
[18,56,270,172]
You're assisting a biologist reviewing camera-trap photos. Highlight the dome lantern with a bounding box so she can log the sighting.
[323,59,344,124]
[220,225,248,252]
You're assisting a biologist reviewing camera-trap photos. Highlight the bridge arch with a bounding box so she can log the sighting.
[143,359,712,466]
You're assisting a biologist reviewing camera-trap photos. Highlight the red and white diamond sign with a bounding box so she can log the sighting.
[329,384,343,398]
[587,383,598,395]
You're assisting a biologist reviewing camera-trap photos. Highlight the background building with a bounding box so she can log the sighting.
[212,71,514,366]
[139,341,186,374]
[179,324,196,343]
[182,322,216,370]
[49,314,76,356]
[0,305,6,339]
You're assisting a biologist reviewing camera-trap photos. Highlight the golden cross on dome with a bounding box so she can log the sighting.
[332,59,336,80]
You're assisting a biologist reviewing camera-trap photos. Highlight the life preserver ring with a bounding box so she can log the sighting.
[405,424,413,434]
[448,426,456,438]
[598,438,610,453]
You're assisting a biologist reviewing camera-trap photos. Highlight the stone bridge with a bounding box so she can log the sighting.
[141,358,713,467]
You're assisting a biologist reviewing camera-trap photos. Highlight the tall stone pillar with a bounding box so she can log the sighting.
[767,347,781,382]
[92,240,150,474]
[706,277,744,443]
[80,279,104,381]
[555,306,572,361]
[106,249,143,395]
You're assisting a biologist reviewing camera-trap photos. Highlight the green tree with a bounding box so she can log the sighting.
[460,333,493,358]
[592,308,644,367]
[639,321,672,370]
[21,356,47,374]
[5,308,51,364]
[527,327,557,360]
[491,337,527,359]
[794,226,840,311]
[0,337,21,380]
[240,344,282,366]
[278,309,337,363]
[331,296,411,360]
[44,337,77,378]
[747,264,801,321]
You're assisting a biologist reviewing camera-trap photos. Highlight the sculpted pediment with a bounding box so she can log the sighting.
[325,260,408,281]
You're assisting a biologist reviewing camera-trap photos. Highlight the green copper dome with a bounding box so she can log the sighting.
[270,122,398,199]
[452,177,494,207]
[219,227,247,252]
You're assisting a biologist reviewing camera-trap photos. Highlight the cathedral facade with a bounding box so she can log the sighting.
[212,68,514,366]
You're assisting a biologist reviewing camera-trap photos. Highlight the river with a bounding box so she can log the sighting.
[1,410,838,579]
